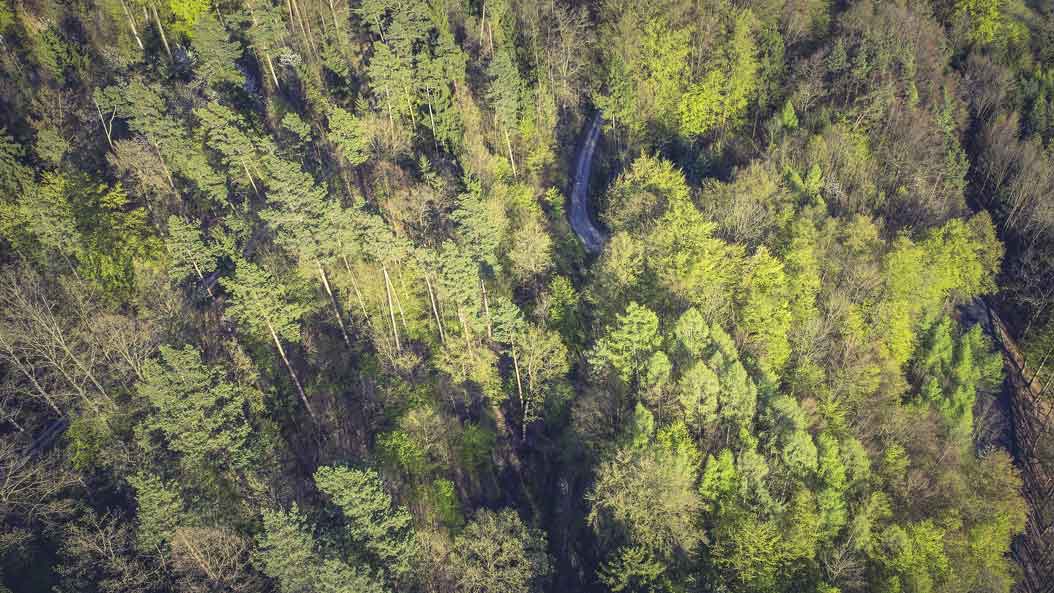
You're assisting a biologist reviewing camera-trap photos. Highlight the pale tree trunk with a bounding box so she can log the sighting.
[242,160,260,195]
[266,320,314,421]
[481,279,492,339]
[188,256,215,298]
[382,265,401,352]
[119,0,144,50]
[512,346,526,439]
[424,272,444,343]
[341,255,372,325]
[94,99,116,150]
[151,3,172,59]
[427,96,439,152]
[504,127,517,177]
[317,260,351,347]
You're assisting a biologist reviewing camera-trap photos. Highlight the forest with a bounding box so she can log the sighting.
[1,0,1053,592]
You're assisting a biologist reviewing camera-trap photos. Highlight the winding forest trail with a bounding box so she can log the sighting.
[569,112,605,253]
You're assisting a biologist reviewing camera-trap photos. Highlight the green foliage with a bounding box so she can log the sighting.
[222,259,307,343]
[136,345,260,470]
[313,465,415,576]
[590,302,661,384]
[328,107,371,166]
[450,509,551,593]
[128,472,187,551]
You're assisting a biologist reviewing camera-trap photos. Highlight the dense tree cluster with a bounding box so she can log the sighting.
[0,0,1050,592]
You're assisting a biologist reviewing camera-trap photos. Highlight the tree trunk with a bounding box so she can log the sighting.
[504,126,517,177]
[481,279,492,339]
[425,272,445,343]
[120,0,144,50]
[151,3,172,59]
[94,99,116,150]
[341,255,372,325]
[317,261,351,347]
[382,265,401,351]
[512,346,526,439]
[267,320,314,421]
[188,256,215,298]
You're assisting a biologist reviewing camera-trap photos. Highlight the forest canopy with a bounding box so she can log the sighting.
[1,1,1053,593]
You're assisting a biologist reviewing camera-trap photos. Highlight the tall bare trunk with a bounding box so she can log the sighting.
[267,320,314,421]
[512,347,526,439]
[425,272,444,343]
[94,99,116,150]
[317,261,351,347]
[382,265,401,351]
[120,0,144,50]
[481,279,492,339]
[504,127,517,177]
[151,3,172,59]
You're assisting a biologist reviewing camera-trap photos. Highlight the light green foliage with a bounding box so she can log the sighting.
[164,216,219,285]
[597,545,667,593]
[678,361,720,431]
[699,449,737,514]
[378,430,429,476]
[223,259,307,343]
[313,466,415,576]
[195,101,262,189]
[679,9,759,137]
[590,302,661,384]
[816,433,848,540]
[674,308,711,359]
[878,521,950,593]
[954,0,1006,45]
[255,507,318,593]
[169,0,211,36]
[877,213,1002,366]
[915,318,1003,440]
[602,154,691,235]
[768,396,817,477]
[191,11,242,90]
[428,479,463,530]
[450,509,551,593]
[328,107,371,166]
[589,422,702,559]
[486,48,523,132]
[4,173,159,300]
[712,515,786,592]
[128,472,187,551]
[137,345,259,470]
[256,506,386,593]
[649,200,743,315]
[458,423,496,470]
[736,246,792,378]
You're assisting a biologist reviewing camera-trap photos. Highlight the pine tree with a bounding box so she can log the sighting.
[222,259,314,420]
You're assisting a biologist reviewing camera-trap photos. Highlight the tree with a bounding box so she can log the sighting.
[255,506,386,593]
[590,302,660,385]
[450,509,551,593]
[512,324,569,436]
[222,260,313,420]
[136,344,260,471]
[327,106,371,166]
[127,472,187,551]
[736,246,792,379]
[164,216,219,295]
[589,423,702,588]
[190,11,243,92]
[486,47,523,176]
[313,465,415,578]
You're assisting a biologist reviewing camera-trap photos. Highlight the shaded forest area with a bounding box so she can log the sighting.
[1,1,1054,592]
